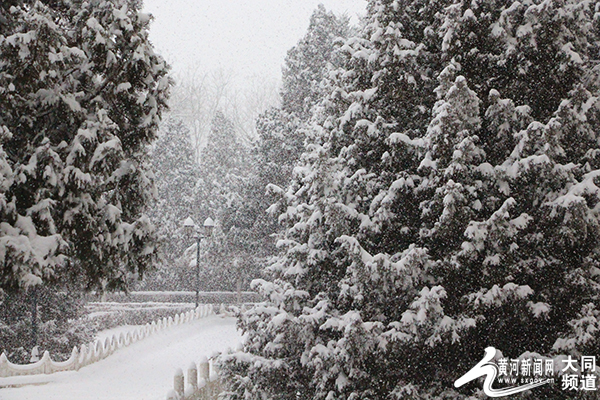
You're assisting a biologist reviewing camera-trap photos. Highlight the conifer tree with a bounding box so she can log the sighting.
[138,117,200,290]
[0,0,168,360]
[199,111,245,216]
[216,6,352,294]
[194,111,251,291]
[220,1,600,399]
[0,0,169,292]
[256,4,350,192]
[281,4,350,120]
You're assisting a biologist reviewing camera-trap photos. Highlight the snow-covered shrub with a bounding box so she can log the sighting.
[86,303,193,333]
[0,287,94,363]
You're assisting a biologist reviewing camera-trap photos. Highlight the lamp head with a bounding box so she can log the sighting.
[203,217,215,237]
[183,217,196,237]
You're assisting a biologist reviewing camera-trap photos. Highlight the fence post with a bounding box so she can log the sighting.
[211,360,219,382]
[41,351,52,374]
[111,335,118,353]
[93,341,101,362]
[174,368,184,397]
[103,338,110,358]
[78,343,86,368]
[188,362,198,389]
[71,346,79,371]
[199,357,209,386]
[0,352,8,377]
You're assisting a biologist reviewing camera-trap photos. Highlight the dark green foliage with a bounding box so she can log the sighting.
[0,0,170,292]
[282,4,350,120]
[138,117,200,291]
[219,1,600,399]
[0,287,94,363]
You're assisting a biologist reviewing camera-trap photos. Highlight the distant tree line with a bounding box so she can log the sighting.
[141,5,349,294]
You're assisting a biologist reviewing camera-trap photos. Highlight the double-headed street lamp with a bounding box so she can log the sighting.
[183,216,215,308]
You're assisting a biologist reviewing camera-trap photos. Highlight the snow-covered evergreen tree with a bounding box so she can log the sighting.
[200,4,349,291]
[252,4,350,194]
[0,0,169,293]
[193,111,252,291]
[219,6,352,296]
[281,4,350,120]
[220,1,600,399]
[137,117,200,291]
[0,0,168,360]
[200,111,247,239]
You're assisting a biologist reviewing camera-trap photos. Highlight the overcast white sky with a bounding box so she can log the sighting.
[142,0,367,82]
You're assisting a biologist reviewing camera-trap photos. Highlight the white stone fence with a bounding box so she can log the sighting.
[0,304,221,378]
[167,357,224,400]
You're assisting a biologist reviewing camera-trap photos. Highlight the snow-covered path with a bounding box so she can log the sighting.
[0,315,241,400]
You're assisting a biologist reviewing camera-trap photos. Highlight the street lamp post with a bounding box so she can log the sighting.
[183,216,215,308]
[31,285,38,357]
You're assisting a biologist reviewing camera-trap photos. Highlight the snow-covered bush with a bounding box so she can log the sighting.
[0,287,94,363]
[85,303,192,334]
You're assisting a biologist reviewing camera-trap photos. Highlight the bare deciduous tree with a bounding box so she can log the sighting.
[168,67,279,161]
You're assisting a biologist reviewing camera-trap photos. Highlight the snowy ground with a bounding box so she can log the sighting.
[0,315,241,400]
